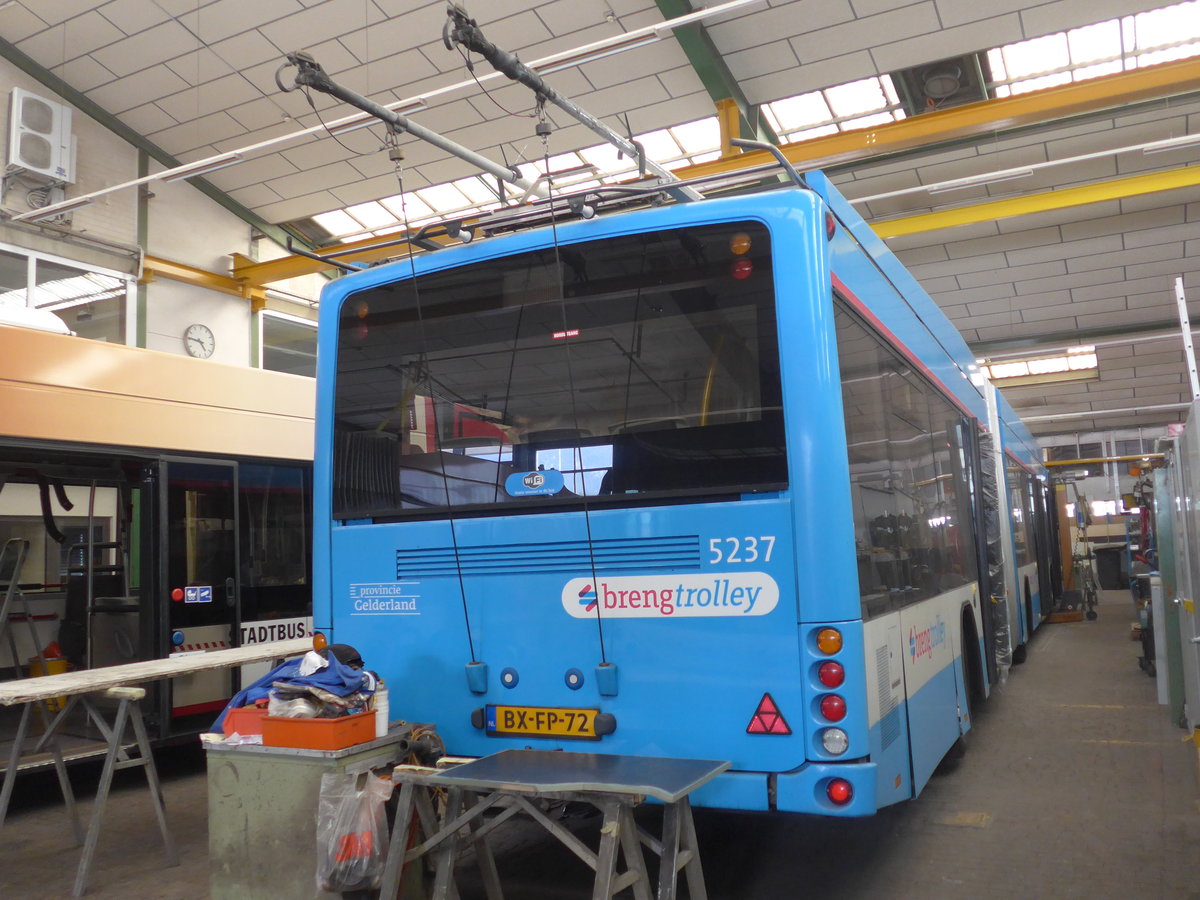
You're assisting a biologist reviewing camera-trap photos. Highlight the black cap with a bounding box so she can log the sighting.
[319,643,364,669]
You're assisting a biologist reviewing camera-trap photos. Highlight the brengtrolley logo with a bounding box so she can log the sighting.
[562,574,779,619]
[909,615,947,662]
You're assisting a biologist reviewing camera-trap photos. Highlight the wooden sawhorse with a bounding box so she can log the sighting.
[378,749,729,900]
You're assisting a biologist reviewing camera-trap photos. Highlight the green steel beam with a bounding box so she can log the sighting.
[136,150,148,348]
[653,0,778,144]
[0,38,311,253]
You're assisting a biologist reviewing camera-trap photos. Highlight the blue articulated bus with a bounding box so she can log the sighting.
[312,168,1057,815]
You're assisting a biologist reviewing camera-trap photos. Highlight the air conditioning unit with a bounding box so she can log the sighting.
[7,88,75,183]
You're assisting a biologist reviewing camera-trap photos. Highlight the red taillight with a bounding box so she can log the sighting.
[825,210,836,240]
[818,661,845,688]
[731,258,753,280]
[827,778,853,805]
[819,694,846,722]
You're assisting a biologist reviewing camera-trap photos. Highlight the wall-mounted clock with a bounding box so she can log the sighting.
[183,323,215,359]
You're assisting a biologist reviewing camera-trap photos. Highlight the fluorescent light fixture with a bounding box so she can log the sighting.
[161,153,244,182]
[1144,132,1200,154]
[928,168,1033,194]
[326,115,375,136]
[534,33,660,76]
[327,100,427,135]
[23,196,94,221]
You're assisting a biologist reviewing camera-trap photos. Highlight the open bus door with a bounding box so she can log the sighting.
[160,458,240,734]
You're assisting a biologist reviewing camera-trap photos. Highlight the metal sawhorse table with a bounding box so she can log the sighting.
[0,637,312,896]
[378,749,730,900]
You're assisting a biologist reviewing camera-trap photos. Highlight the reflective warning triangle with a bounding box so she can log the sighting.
[746,692,791,735]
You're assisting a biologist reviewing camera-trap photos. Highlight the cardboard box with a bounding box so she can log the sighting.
[261,710,375,750]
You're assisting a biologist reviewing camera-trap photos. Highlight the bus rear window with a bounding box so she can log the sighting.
[332,221,784,519]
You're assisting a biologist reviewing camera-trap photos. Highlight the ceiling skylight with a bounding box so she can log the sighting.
[980,347,1099,386]
[297,117,723,243]
[761,76,906,142]
[989,0,1200,95]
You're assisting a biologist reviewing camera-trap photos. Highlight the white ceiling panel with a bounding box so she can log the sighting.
[15,12,125,63]
[85,64,192,113]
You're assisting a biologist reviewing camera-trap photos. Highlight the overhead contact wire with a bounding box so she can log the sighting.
[539,120,608,666]
[392,151,478,664]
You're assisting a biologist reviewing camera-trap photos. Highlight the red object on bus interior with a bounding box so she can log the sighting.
[171,588,184,602]
[746,693,791,735]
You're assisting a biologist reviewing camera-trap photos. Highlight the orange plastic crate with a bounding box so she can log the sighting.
[261,710,375,750]
[222,705,268,736]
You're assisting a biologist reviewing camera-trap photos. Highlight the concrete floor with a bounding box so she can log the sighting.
[1,589,1197,899]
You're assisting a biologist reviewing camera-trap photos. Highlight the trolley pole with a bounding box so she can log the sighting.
[443,5,704,203]
[282,51,551,202]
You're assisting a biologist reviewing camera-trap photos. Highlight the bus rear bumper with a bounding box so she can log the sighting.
[690,761,878,816]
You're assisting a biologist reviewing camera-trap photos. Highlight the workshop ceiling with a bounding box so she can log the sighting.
[3,0,1200,440]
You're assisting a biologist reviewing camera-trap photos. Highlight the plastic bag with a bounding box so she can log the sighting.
[316,770,392,893]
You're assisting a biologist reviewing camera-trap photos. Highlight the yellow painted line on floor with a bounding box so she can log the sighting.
[932,812,992,828]
[1078,739,1166,746]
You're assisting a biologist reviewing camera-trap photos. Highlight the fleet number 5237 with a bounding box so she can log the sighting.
[708,536,776,564]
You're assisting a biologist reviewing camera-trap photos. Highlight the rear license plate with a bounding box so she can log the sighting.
[485,705,600,740]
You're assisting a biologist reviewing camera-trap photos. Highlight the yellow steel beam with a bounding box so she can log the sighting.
[715,97,742,159]
[232,57,1200,287]
[143,255,266,302]
[685,56,1200,179]
[872,165,1200,238]
[1044,454,1164,468]
[229,231,456,286]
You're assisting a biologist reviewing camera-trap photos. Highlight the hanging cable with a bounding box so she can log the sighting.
[299,84,380,157]
[537,106,608,665]
[389,145,479,664]
[455,45,537,119]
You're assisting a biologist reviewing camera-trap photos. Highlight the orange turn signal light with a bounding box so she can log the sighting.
[816,627,843,655]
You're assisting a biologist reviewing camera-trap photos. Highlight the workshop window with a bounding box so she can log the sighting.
[261,311,317,378]
[0,243,132,343]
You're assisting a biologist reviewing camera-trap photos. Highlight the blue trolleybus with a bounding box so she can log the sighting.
[313,169,1058,815]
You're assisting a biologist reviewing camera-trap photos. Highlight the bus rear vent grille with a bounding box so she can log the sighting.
[876,644,901,750]
[396,536,700,578]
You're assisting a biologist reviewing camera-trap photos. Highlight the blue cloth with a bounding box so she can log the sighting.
[212,654,371,732]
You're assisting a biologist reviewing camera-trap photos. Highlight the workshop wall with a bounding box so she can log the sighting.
[0,55,318,362]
